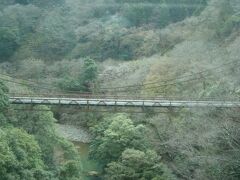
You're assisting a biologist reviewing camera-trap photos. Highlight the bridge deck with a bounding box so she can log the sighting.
[9,96,240,108]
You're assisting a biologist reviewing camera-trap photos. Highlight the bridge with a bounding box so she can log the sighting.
[3,60,240,112]
[9,94,240,108]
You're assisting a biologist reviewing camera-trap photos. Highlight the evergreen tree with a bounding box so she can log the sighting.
[90,114,148,165]
[106,149,176,180]
[0,28,19,60]
[0,127,53,179]
[81,57,98,92]
[0,81,9,125]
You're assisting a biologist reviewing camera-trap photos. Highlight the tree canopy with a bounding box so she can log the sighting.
[0,127,53,180]
[106,149,176,180]
[90,114,149,165]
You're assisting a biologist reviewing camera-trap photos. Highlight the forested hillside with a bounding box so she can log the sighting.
[0,0,240,179]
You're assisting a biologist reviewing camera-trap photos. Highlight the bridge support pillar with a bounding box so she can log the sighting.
[87,100,89,112]
[141,101,145,113]
[114,101,117,112]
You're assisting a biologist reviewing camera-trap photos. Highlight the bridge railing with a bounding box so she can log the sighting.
[8,92,239,102]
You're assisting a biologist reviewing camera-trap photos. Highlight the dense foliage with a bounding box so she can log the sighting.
[0,0,209,62]
[90,114,149,164]
[0,128,52,180]
[0,82,83,179]
[89,114,175,179]
[106,149,175,180]
[58,57,98,92]
[1,0,240,179]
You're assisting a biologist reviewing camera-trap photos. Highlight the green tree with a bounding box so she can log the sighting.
[81,57,98,92]
[120,0,207,27]
[28,8,76,60]
[122,3,153,27]
[58,57,97,92]
[60,160,82,180]
[58,76,83,91]
[0,127,52,179]
[14,0,65,7]
[151,4,171,28]
[5,4,41,35]
[0,28,19,60]
[105,149,176,180]
[214,1,238,38]
[164,0,207,22]
[12,105,82,178]
[0,81,9,125]
[0,4,41,61]
[90,114,148,165]
[14,0,32,5]
[12,105,57,167]
[0,81,9,111]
